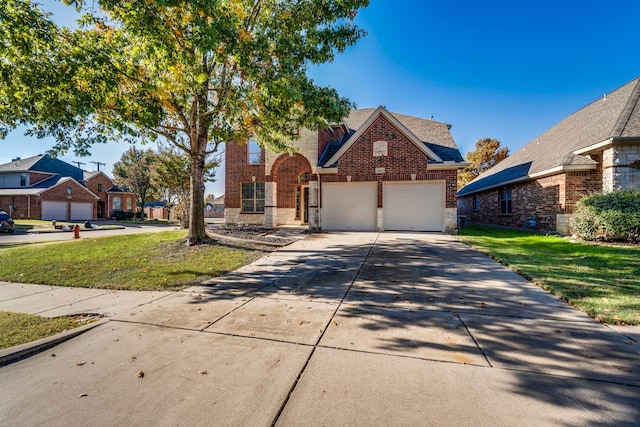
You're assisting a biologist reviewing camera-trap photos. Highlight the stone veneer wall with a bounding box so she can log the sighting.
[602,144,640,192]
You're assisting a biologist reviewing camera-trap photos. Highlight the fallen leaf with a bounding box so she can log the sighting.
[76,361,86,366]
[298,320,310,325]
[136,370,144,379]
[130,356,137,362]
[248,331,255,337]
[78,393,88,398]
[331,320,338,326]
[198,370,208,375]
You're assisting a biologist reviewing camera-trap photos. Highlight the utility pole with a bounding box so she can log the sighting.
[91,161,106,171]
[73,161,86,169]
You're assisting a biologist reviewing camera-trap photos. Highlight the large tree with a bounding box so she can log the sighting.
[112,147,156,216]
[0,0,369,244]
[150,145,217,228]
[458,138,510,190]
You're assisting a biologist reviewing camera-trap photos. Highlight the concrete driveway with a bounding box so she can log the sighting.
[1,232,639,426]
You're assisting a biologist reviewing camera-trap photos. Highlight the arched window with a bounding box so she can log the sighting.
[298,172,310,183]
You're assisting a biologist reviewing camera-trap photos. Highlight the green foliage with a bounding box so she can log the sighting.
[112,210,144,220]
[458,225,640,325]
[458,138,509,189]
[113,147,156,211]
[570,191,640,241]
[1,0,370,244]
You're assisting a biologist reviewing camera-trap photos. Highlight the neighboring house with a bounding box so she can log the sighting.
[84,171,137,219]
[205,195,225,218]
[225,106,467,231]
[0,154,135,221]
[144,201,170,220]
[458,77,640,234]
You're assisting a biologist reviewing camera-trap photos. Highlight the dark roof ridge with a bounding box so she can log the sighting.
[611,77,640,137]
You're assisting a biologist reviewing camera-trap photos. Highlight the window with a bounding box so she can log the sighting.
[126,198,132,211]
[97,183,103,193]
[500,187,512,215]
[113,196,122,211]
[473,194,479,211]
[242,182,265,212]
[20,173,27,187]
[247,137,261,165]
[66,186,72,196]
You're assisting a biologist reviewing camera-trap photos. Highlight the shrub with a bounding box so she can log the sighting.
[570,191,640,242]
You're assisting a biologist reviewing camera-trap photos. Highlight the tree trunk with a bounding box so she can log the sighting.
[187,133,208,245]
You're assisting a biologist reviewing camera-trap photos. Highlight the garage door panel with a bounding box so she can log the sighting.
[383,182,444,231]
[322,183,377,231]
[70,202,93,220]
[41,201,68,221]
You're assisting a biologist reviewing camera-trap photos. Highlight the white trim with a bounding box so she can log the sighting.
[323,106,443,167]
[573,138,613,155]
[428,161,470,170]
[317,167,338,174]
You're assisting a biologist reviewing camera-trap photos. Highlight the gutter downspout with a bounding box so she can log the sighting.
[27,195,30,219]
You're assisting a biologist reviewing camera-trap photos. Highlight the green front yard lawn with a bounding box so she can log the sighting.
[0,231,264,291]
[458,225,640,325]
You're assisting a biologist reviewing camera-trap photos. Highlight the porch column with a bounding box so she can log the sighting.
[264,181,277,229]
[308,180,319,229]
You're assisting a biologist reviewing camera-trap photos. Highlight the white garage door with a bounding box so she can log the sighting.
[41,201,68,221]
[322,182,377,231]
[383,182,444,231]
[70,202,93,220]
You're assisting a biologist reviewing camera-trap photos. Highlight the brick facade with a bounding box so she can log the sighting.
[226,111,462,231]
[458,166,602,233]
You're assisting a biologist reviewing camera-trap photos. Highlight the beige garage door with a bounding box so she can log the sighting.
[321,182,377,231]
[70,202,93,220]
[383,182,444,231]
[41,201,68,221]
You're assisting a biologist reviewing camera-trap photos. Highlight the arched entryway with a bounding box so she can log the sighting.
[271,154,312,225]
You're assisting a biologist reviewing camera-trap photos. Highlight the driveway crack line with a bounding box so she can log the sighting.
[269,232,381,427]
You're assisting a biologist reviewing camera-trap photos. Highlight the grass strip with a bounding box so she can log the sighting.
[0,311,89,350]
[0,231,264,291]
[457,225,640,325]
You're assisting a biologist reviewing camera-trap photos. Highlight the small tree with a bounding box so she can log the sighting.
[112,147,156,217]
[150,145,217,228]
[458,138,509,190]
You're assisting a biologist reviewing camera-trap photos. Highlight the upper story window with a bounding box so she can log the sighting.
[500,187,512,215]
[20,173,27,187]
[97,183,103,193]
[247,137,261,165]
[66,186,72,196]
[473,194,479,211]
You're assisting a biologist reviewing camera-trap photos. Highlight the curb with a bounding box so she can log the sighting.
[0,319,108,367]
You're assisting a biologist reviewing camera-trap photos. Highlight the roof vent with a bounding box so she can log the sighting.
[603,93,607,101]
[12,157,20,162]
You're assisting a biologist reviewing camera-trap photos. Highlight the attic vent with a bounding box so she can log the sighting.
[12,157,21,161]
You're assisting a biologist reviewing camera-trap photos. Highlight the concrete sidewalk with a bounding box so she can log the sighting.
[1,232,639,426]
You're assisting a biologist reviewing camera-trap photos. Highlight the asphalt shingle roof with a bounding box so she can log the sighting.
[319,108,463,167]
[458,77,640,196]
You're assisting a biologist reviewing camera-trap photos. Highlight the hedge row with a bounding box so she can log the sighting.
[570,191,640,242]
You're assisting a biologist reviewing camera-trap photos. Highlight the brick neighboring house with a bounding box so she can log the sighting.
[84,171,137,219]
[225,106,468,231]
[0,154,135,221]
[458,77,640,234]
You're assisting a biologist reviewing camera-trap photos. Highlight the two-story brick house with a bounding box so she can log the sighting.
[225,106,468,231]
[0,154,136,220]
[457,76,640,234]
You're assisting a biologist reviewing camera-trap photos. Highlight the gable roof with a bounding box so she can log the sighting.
[84,170,114,184]
[0,154,84,182]
[0,176,99,198]
[458,77,640,196]
[320,107,465,168]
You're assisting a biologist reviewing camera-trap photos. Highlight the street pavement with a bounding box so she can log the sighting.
[0,232,639,426]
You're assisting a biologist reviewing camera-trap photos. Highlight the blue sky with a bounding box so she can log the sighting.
[4,0,640,197]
